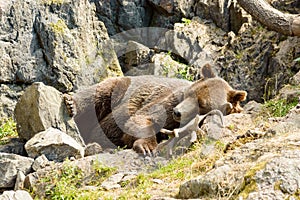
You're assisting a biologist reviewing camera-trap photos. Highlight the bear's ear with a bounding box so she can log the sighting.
[228,90,247,102]
[201,63,217,78]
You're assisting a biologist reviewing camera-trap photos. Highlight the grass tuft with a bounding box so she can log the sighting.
[0,118,18,145]
[262,98,298,117]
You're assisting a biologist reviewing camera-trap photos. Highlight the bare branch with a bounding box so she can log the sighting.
[237,0,300,36]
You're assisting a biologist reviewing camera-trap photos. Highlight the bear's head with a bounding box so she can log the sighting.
[172,64,247,124]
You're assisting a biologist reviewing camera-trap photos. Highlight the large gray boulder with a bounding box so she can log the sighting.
[0,153,33,189]
[14,82,84,145]
[0,190,33,200]
[25,127,84,162]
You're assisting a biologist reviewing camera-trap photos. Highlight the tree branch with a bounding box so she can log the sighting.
[237,0,300,36]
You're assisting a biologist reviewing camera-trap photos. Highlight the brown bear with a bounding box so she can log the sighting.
[64,64,247,155]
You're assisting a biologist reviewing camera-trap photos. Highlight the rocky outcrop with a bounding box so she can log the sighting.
[0,85,25,119]
[0,0,123,118]
[194,0,251,33]
[0,153,33,189]
[219,29,300,101]
[178,102,300,199]
[25,127,84,161]
[0,190,33,200]
[0,0,122,92]
[14,82,84,145]
[1,0,299,120]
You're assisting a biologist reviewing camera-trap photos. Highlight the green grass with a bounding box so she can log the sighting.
[263,98,298,117]
[31,160,117,200]
[44,164,83,200]
[0,118,18,145]
[29,139,224,199]
[176,66,194,81]
[181,18,191,25]
[115,142,224,199]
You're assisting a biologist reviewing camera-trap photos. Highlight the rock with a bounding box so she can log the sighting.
[25,127,84,162]
[95,0,152,35]
[14,171,26,191]
[0,85,24,119]
[123,40,153,75]
[101,172,124,190]
[194,0,250,33]
[0,190,33,200]
[156,17,227,73]
[278,85,300,103]
[0,138,26,156]
[1,0,122,91]
[24,149,168,195]
[23,173,39,192]
[241,150,300,200]
[290,70,300,85]
[178,164,237,199]
[177,116,300,199]
[152,179,163,184]
[243,101,263,115]
[84,142,103,157]
[0,0,123,118]
[0,153,33,189]
[150,197,177,200]
[32,154,51,172]
[151,53,194,80]
[219,26,300,102]
[148,0,195,28]
[14,82,84,145]
[121,172,138,183]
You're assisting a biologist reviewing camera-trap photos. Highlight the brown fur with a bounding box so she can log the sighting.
[68,65,247,154]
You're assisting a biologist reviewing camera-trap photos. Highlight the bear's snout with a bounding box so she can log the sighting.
[173,108,181,119]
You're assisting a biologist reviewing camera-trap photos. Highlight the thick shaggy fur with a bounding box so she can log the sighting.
[67,66,247,154]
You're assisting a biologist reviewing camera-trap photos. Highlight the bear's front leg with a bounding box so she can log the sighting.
[132,136,158,156]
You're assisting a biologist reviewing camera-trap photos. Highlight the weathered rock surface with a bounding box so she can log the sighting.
[25,127,84,162]
[0,153,33,189]
[14,82,84,145]
[0,85,24,119]
[14,171,26,191]
[31,154,51,172]
[101,172,125,190]
[152,52,195,80]
[0,0,122,92]
[218,25,300,102]
[0,0,299,120]
[122,40,153,75]
[84,142,103,157]
[24,149,167,196]
[0,190,33,200]
[0,0,123,119]
[194,0,251,33]
[0,138,26,156]
[178,106,300,199]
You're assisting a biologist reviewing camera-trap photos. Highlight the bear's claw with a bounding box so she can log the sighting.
[133,138,157,156]
[63,94,77,117]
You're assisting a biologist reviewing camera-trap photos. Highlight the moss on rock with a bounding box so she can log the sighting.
[239,161,267,199]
